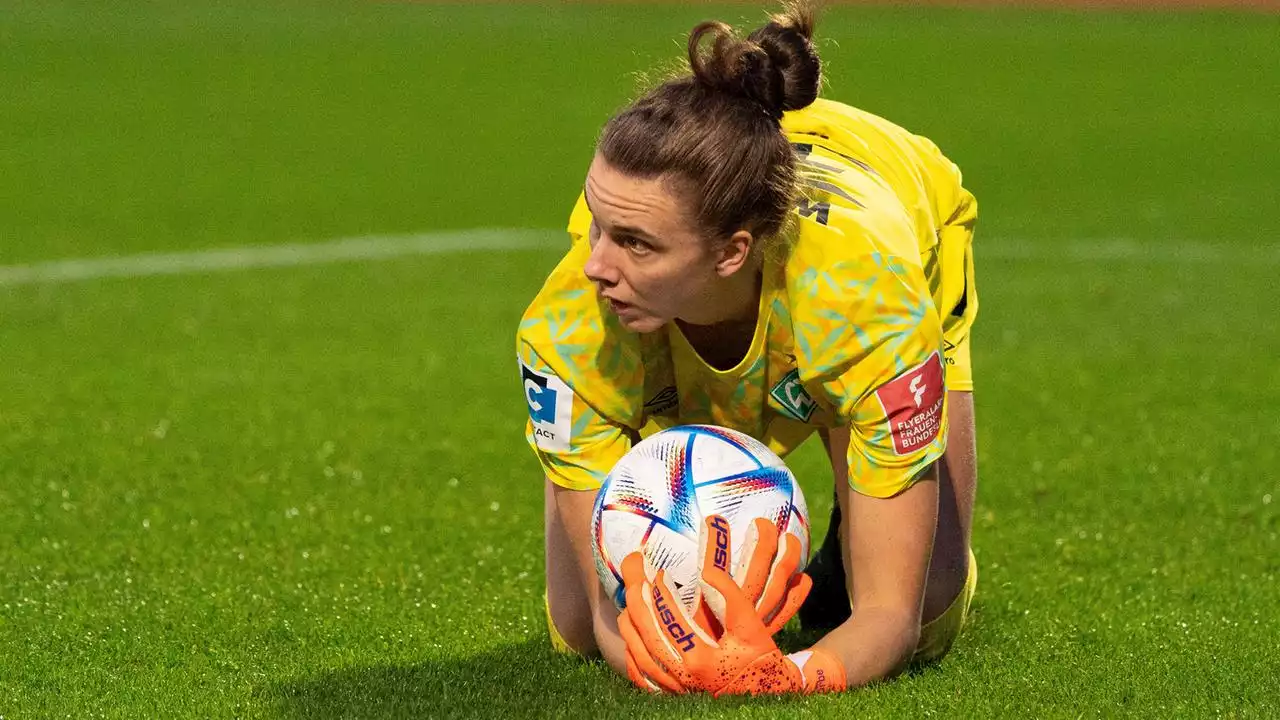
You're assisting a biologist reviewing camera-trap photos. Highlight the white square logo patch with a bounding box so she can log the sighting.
[520,361,573,453]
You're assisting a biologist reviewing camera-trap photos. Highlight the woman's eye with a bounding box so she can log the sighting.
[620,236,652,254]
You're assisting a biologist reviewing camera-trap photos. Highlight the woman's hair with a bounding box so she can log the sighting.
[597,1,822,244]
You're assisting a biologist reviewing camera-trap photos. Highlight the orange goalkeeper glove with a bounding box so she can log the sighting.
[730,515,812,635]
[685,514,811,639]
[617,515,847,696]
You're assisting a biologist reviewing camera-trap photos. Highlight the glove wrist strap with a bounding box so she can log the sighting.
[785,648,848,694]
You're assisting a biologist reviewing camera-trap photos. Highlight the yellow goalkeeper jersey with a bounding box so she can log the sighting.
[517,98,978,498]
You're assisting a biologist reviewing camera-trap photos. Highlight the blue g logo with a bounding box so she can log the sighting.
[522,365,558,424]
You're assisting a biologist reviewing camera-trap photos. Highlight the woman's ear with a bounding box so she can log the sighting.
[715,229,755,277]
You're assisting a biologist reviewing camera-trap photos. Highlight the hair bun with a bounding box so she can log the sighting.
[687,2,821,120]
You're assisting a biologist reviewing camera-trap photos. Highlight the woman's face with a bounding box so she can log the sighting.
[582,155,726,333]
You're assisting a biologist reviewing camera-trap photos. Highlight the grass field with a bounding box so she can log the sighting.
[2,1,1279,717]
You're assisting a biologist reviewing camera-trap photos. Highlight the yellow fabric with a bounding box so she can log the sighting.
[938,201,978,392]
[517,98,978,496]
[944,321,975,393]
[545,592,578,656]
[912,549,979,664]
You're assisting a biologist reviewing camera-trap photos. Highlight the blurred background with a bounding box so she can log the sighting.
[5,1,1278,264]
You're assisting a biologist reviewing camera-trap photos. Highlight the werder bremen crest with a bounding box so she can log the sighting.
[769,368,817,422]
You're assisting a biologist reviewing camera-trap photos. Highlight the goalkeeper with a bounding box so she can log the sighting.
[518,0,980,695]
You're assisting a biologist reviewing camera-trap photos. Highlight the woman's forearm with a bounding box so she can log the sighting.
[813,605,921,688]
[593,600,630,677]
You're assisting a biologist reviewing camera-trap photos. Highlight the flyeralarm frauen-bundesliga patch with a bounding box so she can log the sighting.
[874,351,945,455]
[521,361,573,452]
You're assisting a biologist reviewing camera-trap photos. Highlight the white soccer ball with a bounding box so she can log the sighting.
[591,424,809,612]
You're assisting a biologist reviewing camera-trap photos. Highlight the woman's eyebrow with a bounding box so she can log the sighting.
[583,185,661,242]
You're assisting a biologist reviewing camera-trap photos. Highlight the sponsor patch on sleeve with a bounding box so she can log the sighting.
[520,360,573,453]
[873,351,945,456]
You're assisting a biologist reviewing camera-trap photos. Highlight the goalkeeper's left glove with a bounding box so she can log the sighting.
[617,515,847,696]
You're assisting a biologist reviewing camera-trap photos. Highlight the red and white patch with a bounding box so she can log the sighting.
[874,352,945,456]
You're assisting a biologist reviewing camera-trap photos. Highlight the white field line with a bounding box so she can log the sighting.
[0,228,562,287]
[0,230,1277,287]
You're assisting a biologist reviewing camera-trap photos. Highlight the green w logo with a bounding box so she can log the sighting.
[770,369,816,422]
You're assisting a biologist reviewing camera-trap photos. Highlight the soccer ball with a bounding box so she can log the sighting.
[591,424,809,612]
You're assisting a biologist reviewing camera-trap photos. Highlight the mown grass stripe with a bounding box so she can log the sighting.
[2,230,1277,287]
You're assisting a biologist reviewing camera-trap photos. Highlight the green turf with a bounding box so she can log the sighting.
[2,2,1279,717]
